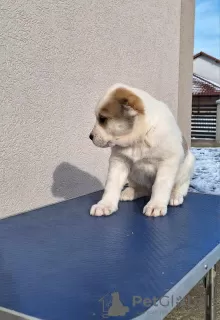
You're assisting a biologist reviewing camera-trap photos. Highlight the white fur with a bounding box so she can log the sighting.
[90,84,195,217]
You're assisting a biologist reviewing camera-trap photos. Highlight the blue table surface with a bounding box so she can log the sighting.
[0,192,220,320]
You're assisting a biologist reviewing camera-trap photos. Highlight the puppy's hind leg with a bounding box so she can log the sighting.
[120,181,150,201]
[169,180,190,206]
[169,151,195,206]
[120,186,146,201]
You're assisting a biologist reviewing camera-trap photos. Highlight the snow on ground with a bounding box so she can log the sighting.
[189,148,220,195]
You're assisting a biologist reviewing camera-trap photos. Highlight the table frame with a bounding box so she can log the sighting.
[134,245,220,320]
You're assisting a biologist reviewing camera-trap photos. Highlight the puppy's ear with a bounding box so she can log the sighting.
[120,100,138,117]
[114,87,145,116]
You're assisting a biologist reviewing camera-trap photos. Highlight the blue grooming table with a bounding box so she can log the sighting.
[0,192,219,320]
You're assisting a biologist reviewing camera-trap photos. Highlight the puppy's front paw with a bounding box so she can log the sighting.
[143,201,167,217]
[90,202,117,217]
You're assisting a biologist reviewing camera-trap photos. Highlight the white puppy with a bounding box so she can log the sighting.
[89,83,195,217]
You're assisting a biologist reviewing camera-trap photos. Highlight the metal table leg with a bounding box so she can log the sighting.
[204,265,217,320]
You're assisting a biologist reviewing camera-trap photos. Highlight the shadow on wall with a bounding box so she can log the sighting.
[51,162,103,200]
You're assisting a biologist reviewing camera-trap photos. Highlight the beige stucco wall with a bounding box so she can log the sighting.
[178,0,195,143]
[0,0,195,218]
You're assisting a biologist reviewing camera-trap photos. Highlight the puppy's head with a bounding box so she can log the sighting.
[89,84,145,148]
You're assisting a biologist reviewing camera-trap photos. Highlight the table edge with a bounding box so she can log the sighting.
[133,243,220,320]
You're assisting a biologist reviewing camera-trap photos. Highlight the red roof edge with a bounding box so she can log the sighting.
[193,51,220,63]
[193,73,220,96]
[193,73,220,88]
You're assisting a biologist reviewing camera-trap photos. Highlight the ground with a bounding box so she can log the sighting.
[166,147,220,320]
[191,139,220,148]
[166,263,220,320]
[189,148,220,195]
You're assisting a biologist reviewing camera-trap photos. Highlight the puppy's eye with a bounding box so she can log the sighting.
[99,115,107,124]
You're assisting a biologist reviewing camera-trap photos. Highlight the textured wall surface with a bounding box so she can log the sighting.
[0,0,194,218]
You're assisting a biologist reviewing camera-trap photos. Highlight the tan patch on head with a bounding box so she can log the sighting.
[99,86,145,119]
[99,99,122,119]
[182,135,188,155]
[114,87,145,114]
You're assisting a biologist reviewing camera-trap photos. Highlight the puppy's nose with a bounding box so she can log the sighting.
[89,133,94,141]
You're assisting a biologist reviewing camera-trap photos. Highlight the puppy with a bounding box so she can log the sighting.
[89,83,195,217]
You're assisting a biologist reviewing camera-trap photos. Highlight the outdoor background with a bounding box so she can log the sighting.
[0,0,194,218]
